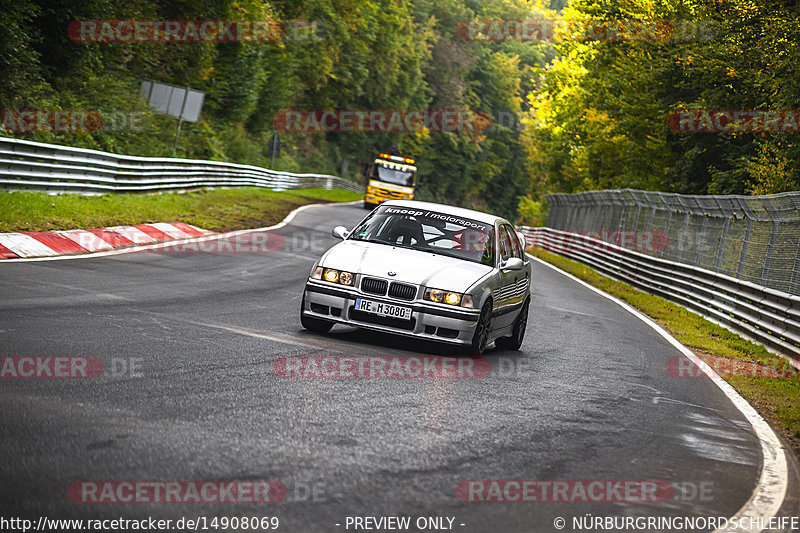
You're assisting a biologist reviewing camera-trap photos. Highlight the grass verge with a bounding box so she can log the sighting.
[0,188,363,233]
[529,246,800,459]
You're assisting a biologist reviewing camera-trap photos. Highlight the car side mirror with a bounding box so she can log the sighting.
[500,257,524,271]
[516,231,526,250]
[332,226,350,240]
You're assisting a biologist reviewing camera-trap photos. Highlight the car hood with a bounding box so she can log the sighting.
[320,240,492,293]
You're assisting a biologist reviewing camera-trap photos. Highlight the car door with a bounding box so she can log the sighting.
[493,224,521,330]
[506,225,529,306]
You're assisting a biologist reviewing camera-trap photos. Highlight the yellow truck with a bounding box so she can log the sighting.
[363,153,418,209]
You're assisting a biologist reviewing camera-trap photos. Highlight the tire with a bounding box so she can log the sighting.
[495,299,529,351]
[300,295,334,334]
[469,300,493,355]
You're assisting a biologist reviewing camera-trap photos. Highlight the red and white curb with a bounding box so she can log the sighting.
[0,223,214,259]
[0,200,363,262]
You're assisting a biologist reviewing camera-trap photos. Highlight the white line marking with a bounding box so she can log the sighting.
[530,255,788,533]
[187,320,321,349]
[38,281,130,301]
[137,312,359,353]
[0,200,362,263]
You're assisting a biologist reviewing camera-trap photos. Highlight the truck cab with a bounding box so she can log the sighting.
[364,153,417,208]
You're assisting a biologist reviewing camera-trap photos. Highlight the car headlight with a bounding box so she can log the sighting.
[424,288,465,306]
[312,266,354,286]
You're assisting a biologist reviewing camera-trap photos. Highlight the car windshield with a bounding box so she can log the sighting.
[374,164,414,186]
[349,205,495,266]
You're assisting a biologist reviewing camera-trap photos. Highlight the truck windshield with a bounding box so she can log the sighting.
[375,164,414,186]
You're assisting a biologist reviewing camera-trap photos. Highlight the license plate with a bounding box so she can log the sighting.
[355,298,413,320]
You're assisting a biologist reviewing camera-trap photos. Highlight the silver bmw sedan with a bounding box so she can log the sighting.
[301,200,531,354]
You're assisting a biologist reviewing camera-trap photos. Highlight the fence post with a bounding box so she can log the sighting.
[658,193,672,259]
[695,216,708,267]
[675,213,689,262]
[566,195,578,230]
[645,191,657,231]
[761,198,780,287]
[713,197,730,271]
[617,191,628,233]
[790,244,800,295]
[631,191,642,230]
[736,212,752,279]
[545,194,558,228]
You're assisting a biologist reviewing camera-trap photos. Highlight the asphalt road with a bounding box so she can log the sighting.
[0,202,795,532]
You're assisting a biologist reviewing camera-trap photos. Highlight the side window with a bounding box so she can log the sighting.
[499,226,513,261]
[507,226,523,259]
[481,230,496,266]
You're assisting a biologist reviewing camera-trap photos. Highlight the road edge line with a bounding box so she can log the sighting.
[0,200,363,263]
[529,254,789,533]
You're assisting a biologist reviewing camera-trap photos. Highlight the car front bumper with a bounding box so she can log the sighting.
[363,194,384,205]
[302,280,481,345]
[364,193,413,205]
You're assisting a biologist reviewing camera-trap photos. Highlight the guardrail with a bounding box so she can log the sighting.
[518,226,800,365]
[0,136,362,194]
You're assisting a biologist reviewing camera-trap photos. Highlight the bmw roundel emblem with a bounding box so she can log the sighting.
[388,271,396,276]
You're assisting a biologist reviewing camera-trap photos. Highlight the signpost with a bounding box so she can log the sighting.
[268,132,281,168]
[140,80,205,154]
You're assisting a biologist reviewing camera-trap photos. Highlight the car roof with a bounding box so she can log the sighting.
[380,200,504,225]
